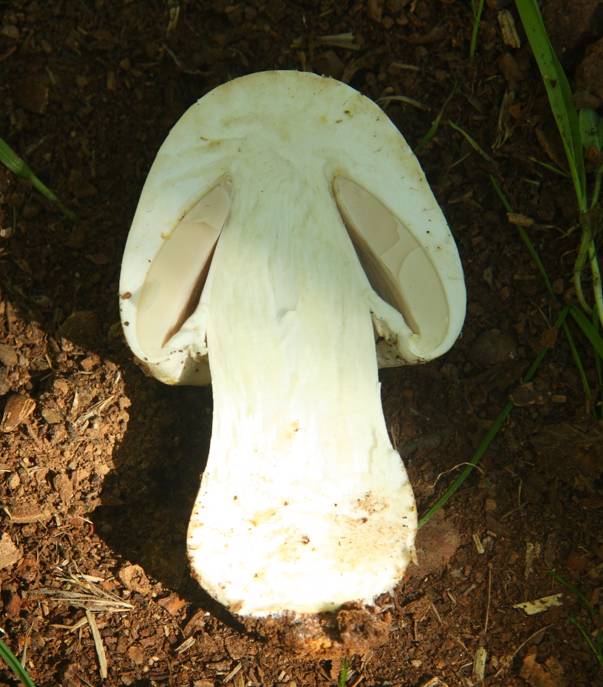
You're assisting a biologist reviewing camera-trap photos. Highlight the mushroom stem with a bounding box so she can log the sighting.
[187,160,416,616]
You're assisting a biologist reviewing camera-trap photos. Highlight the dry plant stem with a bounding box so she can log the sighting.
[85,610,108,680]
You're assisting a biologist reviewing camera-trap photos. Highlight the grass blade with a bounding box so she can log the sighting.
[419,307,569,528]
[337,658,350,687]
[593,313,603,418]
[527,156,568,177]
[0,637,37,687]
[569,618,603,668]
[490,175,594,403]
[489,176,555,297]
[449,120,495,165]
[516,1,603,326]
[578,108,603,152]
[563,321,592,404]
[549,569,593,614]
[549,570,603,667]
[415,85,457,155]
[591,163,603,208]
[570,305,603,359]
[470,0,486,60]
[514,0,587,211]
[0,137,76,221]
[377,95,429,111]
[418,400,513,528]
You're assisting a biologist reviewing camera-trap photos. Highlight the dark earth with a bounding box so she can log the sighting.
[1,1,603,686]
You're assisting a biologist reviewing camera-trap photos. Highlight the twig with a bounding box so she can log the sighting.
[222,662,242,683]
[495,625,551,677]
[484,563,493,634]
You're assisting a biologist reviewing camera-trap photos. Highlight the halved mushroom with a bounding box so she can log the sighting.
[119,71,466,617]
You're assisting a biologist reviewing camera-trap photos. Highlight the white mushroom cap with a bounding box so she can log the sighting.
[119,71,466,616]
[120,71,465,383]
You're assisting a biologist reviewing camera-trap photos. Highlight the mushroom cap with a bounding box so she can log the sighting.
[119,70,465,384]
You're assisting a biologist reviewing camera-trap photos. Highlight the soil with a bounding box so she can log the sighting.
[1,1,603,686]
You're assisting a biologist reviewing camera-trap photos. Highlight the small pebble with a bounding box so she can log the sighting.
[0,24,19,39]
[0,344,18,367]
[7,471,21,490]
[469,329,517,368]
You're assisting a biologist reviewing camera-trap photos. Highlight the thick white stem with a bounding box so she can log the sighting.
[187,157,416,616]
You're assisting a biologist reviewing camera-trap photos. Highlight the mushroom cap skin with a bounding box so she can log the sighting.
[119,71,466,616]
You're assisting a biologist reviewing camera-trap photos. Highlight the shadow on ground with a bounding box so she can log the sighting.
[90,367,246,630]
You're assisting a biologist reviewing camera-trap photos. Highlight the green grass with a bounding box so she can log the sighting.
[337,658,350,687]
[550,570,603,668]
[448,120,495,165]
[570,305,603,359]
[410,0,603,532]
[515,0,603,327]
[469,0,486,60]
[0,137,76,221]
[579,108,603,152]
[415,86,457,156]
[0,636,37,687]
[419,306,569,528]
[418,170,599,526]
[490,176,594,405]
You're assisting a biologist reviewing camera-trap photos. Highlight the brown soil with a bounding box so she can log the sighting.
[1,1,602,686]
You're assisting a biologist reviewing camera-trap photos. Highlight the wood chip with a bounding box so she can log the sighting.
[473,532,485,554]
[419,678,449,687]
[367,0,384,23]
[157,592,187,616]
[0,343,18,366]
[524,542,541,579]
[473,645,487,682]
[118,563,151,595]
[507,212,534,227]
[317,33,361,50]
[498,9,521,49]
[520,652,567,687]
[1,393,35,432]
[183,608,207,636]
[175,636,196,654]
[127,643,145,665]
[222,662,242,683]
[5,503,52,524]
[513,594,563,615]
[0,532,22,569]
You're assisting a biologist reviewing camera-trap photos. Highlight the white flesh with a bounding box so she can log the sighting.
[188,164,417,615]
[119,71,466,616]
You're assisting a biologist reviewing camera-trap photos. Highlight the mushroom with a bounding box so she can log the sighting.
[119,71,466,617]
